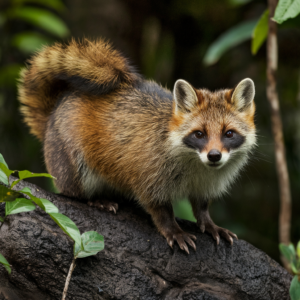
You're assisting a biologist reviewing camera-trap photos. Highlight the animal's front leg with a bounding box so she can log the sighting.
[145,202,196,254]
[190,198,237,245]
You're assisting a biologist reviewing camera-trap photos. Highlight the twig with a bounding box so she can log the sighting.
[267,0,291,267]
[62,256,77,300]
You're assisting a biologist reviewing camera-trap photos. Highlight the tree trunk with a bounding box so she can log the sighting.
[0,180,292,300]
[266,0,292,253]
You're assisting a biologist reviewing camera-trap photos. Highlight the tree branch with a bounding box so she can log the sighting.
[0,179,292,300]
[267,0,292,254]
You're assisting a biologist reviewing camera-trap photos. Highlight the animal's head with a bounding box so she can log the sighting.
[169,78,256,169]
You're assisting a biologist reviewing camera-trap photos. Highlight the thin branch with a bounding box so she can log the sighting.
[62,256,77,300]
[266,0,292,263]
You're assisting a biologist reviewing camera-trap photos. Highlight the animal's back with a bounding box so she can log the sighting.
[44,79,175,201]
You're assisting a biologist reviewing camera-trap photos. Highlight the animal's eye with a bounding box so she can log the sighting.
[194,131,204,139]
[225,130,234,138]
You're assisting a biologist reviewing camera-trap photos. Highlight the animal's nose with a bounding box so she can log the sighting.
[207,149,222,162]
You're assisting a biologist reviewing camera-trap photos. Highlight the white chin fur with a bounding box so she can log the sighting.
[198,151,230,169]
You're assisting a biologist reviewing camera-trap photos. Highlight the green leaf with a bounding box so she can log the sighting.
[203,20,258,66]
[0,186,23,203]
[0,162,14,185]
[251,10,269,55]
[290,275,300,300]
[0,216,4,222]
[7,7,69,38]
[18,187,59,213]
[297,241,300,258]
[12,0,66,12]
[33,198,59,213]
[49,213,81,245]
[0,153,9,184]
[74,231,104,258]
[273,0,300,24]
[5,198,35,216]
[11,32,52,54]
[279,243,296,262]
[11,170,55,188]
[0,154,8,168]
[0,253,11,274]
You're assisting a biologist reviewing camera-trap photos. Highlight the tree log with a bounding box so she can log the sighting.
[0,180,292,300]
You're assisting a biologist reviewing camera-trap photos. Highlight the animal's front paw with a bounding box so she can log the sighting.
[88,199,118,214]
[198,219,237,245]
[165,229,196,254]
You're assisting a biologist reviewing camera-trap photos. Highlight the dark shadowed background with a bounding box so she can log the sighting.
[0,0,300,263]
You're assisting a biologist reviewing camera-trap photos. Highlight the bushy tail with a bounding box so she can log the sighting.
[18,39,140,141]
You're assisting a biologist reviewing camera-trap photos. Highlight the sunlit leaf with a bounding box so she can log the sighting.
[49,213,81,245]
[11,32,52,54]
[0,154,10,185]
[74,231,104,258]
[18,187,59,213]
[0,154,8,168]
[273,0,300,24]
[7,7,69,38]
[11,170,55,188]
[252,10,269,55]
[0,186,22,203]
[297,241,300,258]
[5,198,35,216]
[203,20,258,66]
[290,275,300,300]
[0,253,11,274]
[279,243,296,262]
[0,163,14,185]
[12,0,66,12]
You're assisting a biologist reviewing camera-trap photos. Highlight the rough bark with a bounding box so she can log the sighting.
[0,179,292,300]
[267,0,292,249]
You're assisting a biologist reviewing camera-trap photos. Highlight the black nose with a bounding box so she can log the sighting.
[207,149,222,162]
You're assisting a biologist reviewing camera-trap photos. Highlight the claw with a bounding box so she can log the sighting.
[167,238,173,249]
[188,239,196,251]
[216,236,220,245]
[181,243,189,254]
[229,236,233,245]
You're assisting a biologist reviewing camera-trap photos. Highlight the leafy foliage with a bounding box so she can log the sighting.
[290,276,300,300]
[0,152,104,283]
[74,231,105,258]
[0,253,11,274]
[5,198,35,215]
[203,20,257,65]
[279,242,300,299]
[251,10,269,55]
[273,0,300,24]
[7,7,69,38]
[49,213,82,246]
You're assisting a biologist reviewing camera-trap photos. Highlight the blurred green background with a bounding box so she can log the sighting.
[0,0,300,263]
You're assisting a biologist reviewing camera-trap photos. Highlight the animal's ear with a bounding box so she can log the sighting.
[231,78,255,112]
[173,79,198,114]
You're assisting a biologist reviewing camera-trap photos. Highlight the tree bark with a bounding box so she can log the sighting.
[0,179,292,300]
[267,0,291,250]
